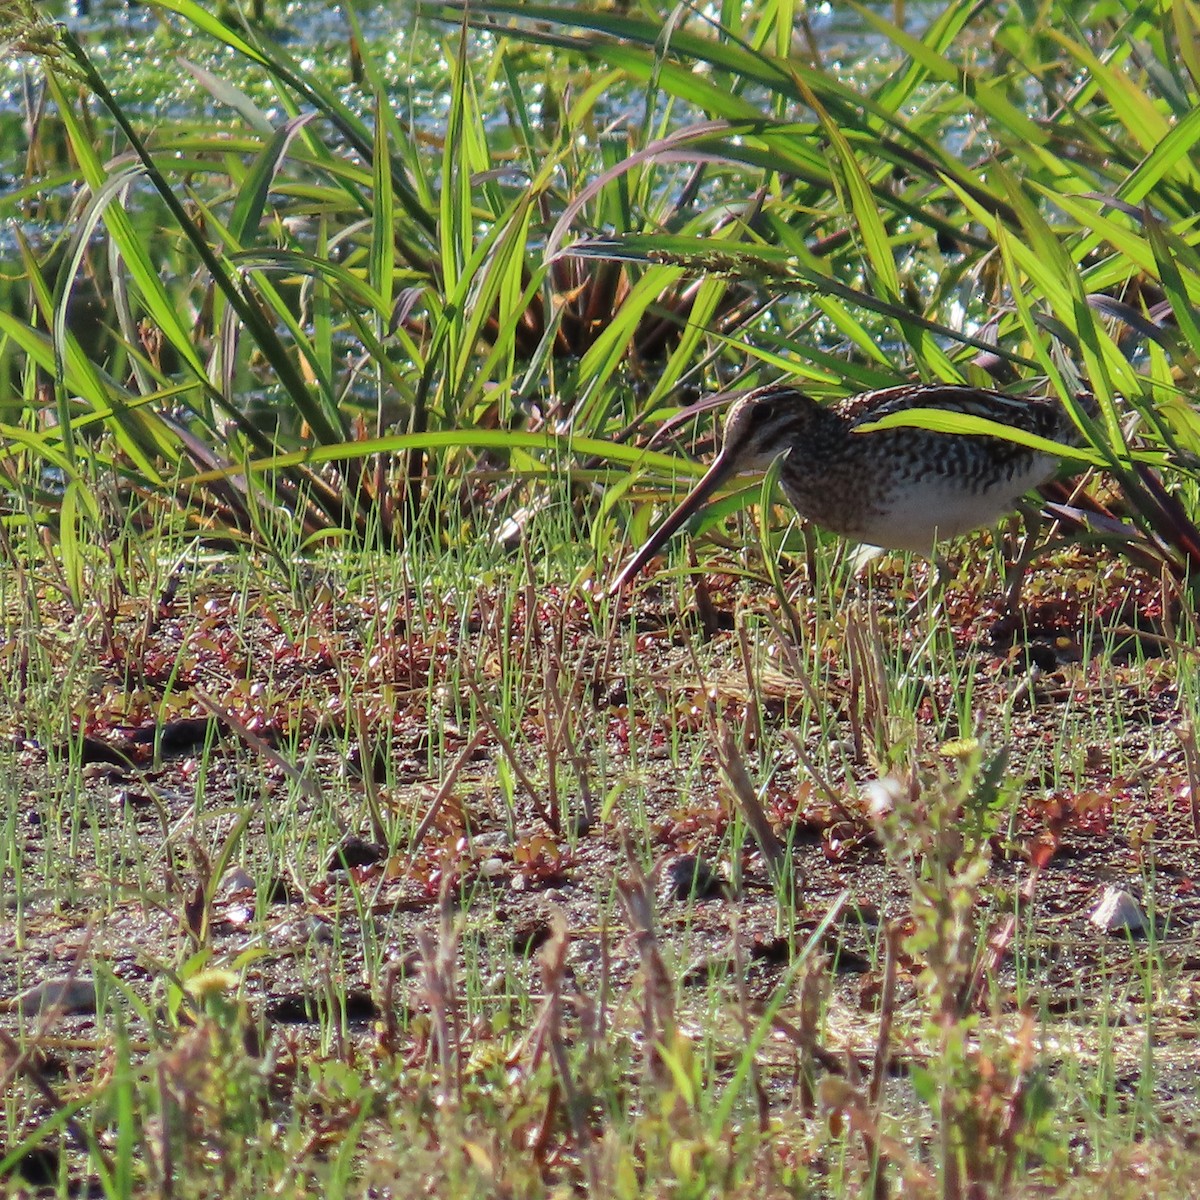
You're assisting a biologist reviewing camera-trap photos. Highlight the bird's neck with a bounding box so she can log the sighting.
[780,397,845,462]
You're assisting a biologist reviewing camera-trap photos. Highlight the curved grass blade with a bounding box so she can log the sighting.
[178,428,702,488]
[855,406,1114,468]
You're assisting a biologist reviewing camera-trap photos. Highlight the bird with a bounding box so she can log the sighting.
[611,381,1096,592]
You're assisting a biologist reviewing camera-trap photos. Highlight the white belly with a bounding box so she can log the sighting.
[844,455,1058,553]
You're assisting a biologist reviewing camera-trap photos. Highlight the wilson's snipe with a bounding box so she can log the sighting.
[612,382,1095,590]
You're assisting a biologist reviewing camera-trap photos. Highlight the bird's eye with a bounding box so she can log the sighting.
[756,402,776,423]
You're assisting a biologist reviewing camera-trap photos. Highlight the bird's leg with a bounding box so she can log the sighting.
[932,554,955,594]
[900,551,948,624]
[1002,509,1043,615]
[803,523,821,596]
[846,542,885,611]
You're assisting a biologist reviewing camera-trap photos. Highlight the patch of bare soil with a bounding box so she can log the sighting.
[2,548,1198,1188]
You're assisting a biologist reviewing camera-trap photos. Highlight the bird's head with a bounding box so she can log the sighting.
[611,385,818,591]
[716,385,819,472]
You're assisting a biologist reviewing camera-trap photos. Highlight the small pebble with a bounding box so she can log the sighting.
[11,978,96,1016]
[219,866,255,896]
[1088,886,1148,935]
[664,854,724,901]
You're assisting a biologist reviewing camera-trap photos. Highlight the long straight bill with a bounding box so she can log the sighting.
[610,451,739,592]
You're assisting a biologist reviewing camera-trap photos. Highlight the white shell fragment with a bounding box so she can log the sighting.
[1088,886,1148,935]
